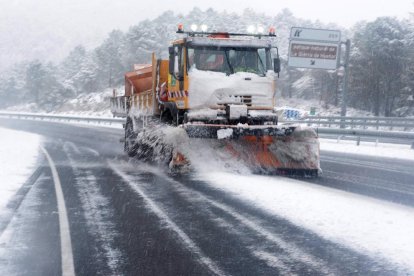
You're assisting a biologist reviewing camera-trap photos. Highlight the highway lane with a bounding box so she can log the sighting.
[0,118,412,275]
[314,151,414,207]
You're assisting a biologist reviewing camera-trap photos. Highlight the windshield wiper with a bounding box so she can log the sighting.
[257,53,266,76]
[224,50,234,75]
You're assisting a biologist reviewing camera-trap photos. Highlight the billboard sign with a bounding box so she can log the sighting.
[288,27,341,70]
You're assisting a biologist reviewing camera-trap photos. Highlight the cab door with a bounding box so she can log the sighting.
[168,43,188,110]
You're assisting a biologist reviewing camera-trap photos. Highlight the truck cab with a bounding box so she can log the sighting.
[166,29,280,125]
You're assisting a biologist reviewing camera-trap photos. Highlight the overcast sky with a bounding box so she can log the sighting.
[139,0,414,28]
[2,0,413,30]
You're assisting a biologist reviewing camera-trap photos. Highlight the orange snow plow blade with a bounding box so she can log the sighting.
[184,124,320,176]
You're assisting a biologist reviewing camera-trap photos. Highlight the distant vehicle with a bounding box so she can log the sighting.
[110,24,320,176]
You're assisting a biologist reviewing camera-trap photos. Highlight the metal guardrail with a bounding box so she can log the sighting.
[316,127,414,139]
[281,116,414,149]
[1,111,413,148]
[285,116,414,130]
[0,111,124,125]
[314,128,414,149]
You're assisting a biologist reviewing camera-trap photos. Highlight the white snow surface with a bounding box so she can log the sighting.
[0,127,41,215]
[216,128,233,140]
[188,68,274,109]
[187,108,218,120]
[193,170,414,273]
[320,138,414,161]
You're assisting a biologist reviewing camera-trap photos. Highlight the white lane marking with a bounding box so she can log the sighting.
[40,146,75,276]
[109,163,226,276]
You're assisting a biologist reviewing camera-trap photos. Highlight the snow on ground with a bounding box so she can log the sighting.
[192,169,414,273]
[55,89,116,117]
[0,127,41,216]
[188,68,274,109]
[320,138,414,161]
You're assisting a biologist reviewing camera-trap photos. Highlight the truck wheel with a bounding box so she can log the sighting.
[124,117,137,157]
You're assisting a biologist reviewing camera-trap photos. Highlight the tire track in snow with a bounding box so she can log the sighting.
[321,156,414,176]
[161,175,334,275]
[64,142,123,275]
[111,161,334,275]
[322,170,414,196]
[252,250,297,276]
[108,162,227,276]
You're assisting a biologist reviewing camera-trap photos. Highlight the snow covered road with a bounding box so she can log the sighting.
[0,118,413,275]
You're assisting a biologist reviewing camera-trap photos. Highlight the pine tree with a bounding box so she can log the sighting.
[94,30,125,88]
[350,17,409,116]
[25,61,46,105]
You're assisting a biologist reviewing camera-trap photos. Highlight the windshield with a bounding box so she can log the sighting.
[188,47,268,76]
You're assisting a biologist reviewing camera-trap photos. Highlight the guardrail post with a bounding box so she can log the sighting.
[356,136,361,146]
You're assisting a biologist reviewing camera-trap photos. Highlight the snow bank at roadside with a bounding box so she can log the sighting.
[55,89,116,117]
[195,171,414,273]
[0,127,41,215]
[320,138,414,161]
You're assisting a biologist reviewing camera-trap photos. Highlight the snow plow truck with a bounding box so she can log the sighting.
[110,24,320,176]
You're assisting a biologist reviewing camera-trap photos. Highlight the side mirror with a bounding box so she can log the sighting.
[273,58,281,74]
[174,55,179,76]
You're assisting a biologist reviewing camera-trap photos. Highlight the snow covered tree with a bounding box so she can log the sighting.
[94,30,125,88]
[23,61,69,110]
[25,61,46,104]
[349,17,410,116]
[39,63,71,111]
[0,62,29,107]
[60,45,89,96]
[73,53,100,93]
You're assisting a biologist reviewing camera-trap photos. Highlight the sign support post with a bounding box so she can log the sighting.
[340,39,351,118]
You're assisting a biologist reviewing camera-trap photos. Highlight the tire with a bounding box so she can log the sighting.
[124,117,137,157]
